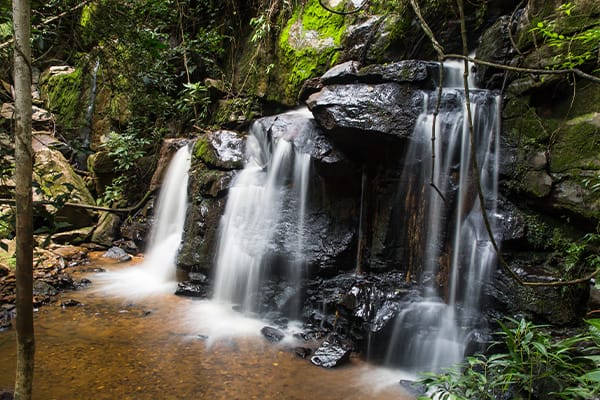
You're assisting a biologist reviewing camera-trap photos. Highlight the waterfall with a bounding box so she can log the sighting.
[381,60,500,372]
[78,58,100,169]
[97,144,192,297]
[213,109,313,314]
[144,143,193,281]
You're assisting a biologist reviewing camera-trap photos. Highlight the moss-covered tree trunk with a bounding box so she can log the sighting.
[12,0,35,399]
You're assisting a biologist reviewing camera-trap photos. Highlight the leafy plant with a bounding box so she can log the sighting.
[100,126,155,205]
[418,318,600,400]
[530,3,600,71]
[175,82,211,123]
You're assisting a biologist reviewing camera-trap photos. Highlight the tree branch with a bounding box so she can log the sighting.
[318,0,368,16]
[0,189,155,215]
[444,53,600,84]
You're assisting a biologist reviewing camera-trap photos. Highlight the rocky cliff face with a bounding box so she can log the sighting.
[176,0,598,329]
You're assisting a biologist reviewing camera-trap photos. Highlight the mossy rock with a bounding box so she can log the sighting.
[550,113,600,173]
[40,67,87,133]
[33,147,97,229]
[192,131,244,170]
[275,0,347,104]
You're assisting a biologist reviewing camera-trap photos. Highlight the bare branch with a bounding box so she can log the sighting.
[444,53,600,84]
[318,0,368,16]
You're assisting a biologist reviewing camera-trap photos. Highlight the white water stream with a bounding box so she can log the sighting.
[213,109,313,313]
[96,144,192,298]
[382,60,501,372]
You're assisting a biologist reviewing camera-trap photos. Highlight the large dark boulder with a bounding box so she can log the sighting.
[306,83,423,160]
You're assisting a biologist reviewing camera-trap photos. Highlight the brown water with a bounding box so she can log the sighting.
[0,266,414,400]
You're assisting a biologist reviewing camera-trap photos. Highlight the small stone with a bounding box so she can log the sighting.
[102,247,132,263]
[294,347,312,359]
[261,326,285,343]
[61,299,82,308]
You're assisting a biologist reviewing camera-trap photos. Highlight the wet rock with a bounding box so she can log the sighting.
[149,139,190,191]
[188,272,208,283]
[486,264,590,325]
[193,130,244,170]
[75,278,92,288]
[307,83,422,161]
[299,77,323,102]
[102,247,132,263]
[340,14,410,65]
[120,198,153,249]
[399,380,427,398]
[49,245,88,262]
[61,299,82,308]
[261,326,285,343]
[307,83,421,138]
[310,334,353,368]
[357,60,437,87]
[177,197,225,271]
[174,281,210,298]
[294,347,312,359]
[0,309,12,331]
[475,16,515,89]
[321,61,361,85]
[33,280,58,297]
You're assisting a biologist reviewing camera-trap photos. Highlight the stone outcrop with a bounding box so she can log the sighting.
[33,146,97,229]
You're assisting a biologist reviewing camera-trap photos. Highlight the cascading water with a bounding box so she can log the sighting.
[213,109,313,314]
[77,58,100,169]
[381,60,500,372]
[97,143,192,297]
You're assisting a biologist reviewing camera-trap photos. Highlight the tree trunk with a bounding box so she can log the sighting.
[12,0,35,399]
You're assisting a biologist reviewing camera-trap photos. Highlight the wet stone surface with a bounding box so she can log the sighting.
[261,326,285,343]
[310,333,353,368]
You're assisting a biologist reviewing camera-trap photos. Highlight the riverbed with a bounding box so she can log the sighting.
[0,263,414,400]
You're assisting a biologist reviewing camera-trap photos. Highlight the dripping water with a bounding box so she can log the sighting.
[78,58,100,169]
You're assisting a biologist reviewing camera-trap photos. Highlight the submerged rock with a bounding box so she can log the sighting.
[310,334,353,368]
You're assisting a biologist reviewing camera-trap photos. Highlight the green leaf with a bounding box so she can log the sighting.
[581,369,600,382]
[586,319,600,330]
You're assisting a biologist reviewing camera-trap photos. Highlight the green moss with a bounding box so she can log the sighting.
[41,68,87,132]
[193,136,218,167]
[276,0,347,103]
[504,97,544,141]
[550,114,600,172]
